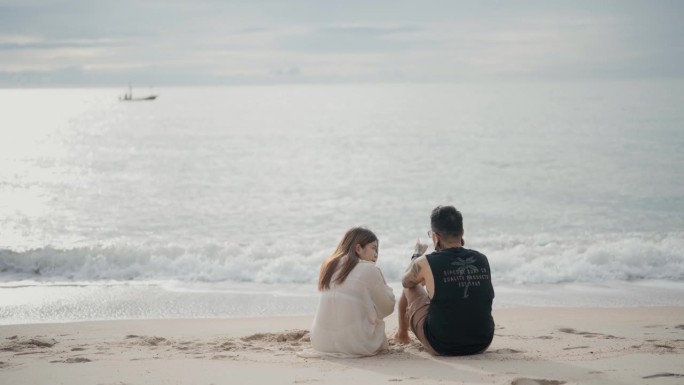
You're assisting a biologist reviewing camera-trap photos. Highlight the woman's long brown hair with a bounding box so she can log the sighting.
[318,227,378,291]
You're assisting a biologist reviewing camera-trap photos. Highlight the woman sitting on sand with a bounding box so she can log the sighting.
[310,227,395,357]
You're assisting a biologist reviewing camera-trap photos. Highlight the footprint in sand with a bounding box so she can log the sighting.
[557,328,621,339]
[241,330,309,343]
[511,378,566,385]
[143,337,167,346]
[1,337,58,352]
[642,372,684,379]
[65,357,91,363]
[239,330,311,353]
[217,341,240,351]
[562,346,589,350]
[50,357,91,364]
[492,348,523,354]
[125,335,168,346]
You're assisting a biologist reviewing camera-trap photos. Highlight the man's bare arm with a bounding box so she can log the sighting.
[402,257,425,288]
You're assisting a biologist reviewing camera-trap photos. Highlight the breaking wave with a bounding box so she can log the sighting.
[1,232,682,285]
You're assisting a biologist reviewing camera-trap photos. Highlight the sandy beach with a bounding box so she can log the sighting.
[1,307,683,385]
[3,1,684,383]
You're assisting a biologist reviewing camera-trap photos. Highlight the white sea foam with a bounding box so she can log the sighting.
[1,232,682,284]
[482,232,684,283]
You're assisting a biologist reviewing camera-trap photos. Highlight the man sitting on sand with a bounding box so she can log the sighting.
[394,205,495,355]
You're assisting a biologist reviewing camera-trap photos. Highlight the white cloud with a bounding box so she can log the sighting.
[0,47,110,72]
[0,1,682,85]
[0,35,43,45]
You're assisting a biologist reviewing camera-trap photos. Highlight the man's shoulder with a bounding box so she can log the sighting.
[428,247,487,258]
[467,248,488,259]
[426,248,490,267]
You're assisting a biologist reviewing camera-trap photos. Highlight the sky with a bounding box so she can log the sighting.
[1,0,683,86]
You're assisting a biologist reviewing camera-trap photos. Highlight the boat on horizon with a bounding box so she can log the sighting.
[119,85,158,101]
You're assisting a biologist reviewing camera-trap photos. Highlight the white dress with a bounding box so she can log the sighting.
[310,260,396,357]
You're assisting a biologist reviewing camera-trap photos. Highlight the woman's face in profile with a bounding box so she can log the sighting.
[357,241,378,263]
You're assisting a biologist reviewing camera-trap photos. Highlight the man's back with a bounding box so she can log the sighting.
[423,247,495,355]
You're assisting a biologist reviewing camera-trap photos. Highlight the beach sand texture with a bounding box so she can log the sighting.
[1,307,683,385]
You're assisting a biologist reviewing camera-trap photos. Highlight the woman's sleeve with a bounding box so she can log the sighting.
[369,268,395,319]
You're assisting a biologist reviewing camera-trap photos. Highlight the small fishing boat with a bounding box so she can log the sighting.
[119,85,158,101]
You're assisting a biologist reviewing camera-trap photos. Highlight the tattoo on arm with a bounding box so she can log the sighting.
[402,261,422,288]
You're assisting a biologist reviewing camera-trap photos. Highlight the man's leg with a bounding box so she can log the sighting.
[402,285,440,356]
[394,285,428,344]
[393,291,411,344]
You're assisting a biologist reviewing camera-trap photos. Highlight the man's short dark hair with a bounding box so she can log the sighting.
[431,205,463,239]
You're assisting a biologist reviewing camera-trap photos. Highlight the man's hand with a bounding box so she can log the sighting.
[412,239,428,259]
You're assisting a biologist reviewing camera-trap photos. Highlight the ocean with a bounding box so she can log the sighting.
[1,81,683,324]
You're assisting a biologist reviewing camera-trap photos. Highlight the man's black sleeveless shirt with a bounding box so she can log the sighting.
[424,247,495,355]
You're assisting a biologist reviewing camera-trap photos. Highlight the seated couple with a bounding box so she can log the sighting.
[310,205,495,358]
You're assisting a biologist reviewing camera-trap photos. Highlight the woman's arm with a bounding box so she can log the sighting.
[370,268,395,319]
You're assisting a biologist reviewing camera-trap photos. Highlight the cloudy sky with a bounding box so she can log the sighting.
[1,0,682,86]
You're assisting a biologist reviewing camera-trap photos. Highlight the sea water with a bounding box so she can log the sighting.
[1,81,683,324]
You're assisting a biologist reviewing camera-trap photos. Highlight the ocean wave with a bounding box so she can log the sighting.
[1,232,682,284]
[481,232,684,283]
[0,244,323,283]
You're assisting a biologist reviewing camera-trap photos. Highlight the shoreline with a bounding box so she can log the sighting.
[3,280,684,326]
[1,307,683,385]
